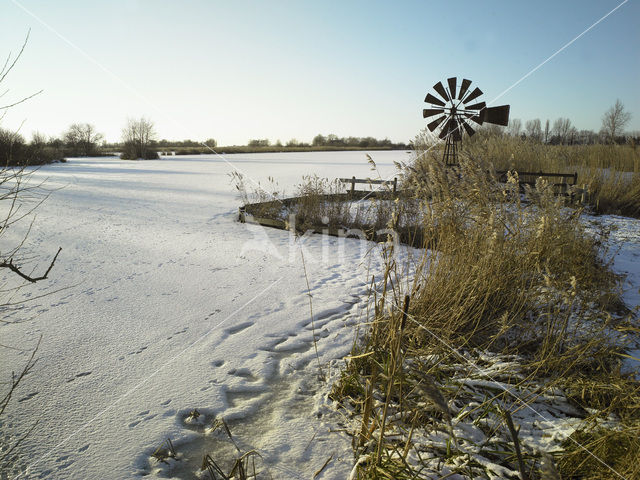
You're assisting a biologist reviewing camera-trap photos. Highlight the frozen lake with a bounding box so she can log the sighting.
[0,151,409,479]
[3,150,638,479]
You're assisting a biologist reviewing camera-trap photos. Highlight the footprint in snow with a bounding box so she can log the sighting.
[18,392,39,402]
[225,321,254,335]
[128,346,148,355]
[227,368,260,383]
[67,371,92,382]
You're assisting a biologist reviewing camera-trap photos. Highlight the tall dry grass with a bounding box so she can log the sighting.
[455,130,639,173]
[229,146,638,477]
[449,132,639,217]
[410,130,639,217]
[335,154,639,479]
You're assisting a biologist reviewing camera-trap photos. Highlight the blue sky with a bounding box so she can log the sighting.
[1,0,639,144]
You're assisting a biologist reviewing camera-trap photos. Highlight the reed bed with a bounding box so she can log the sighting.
[334,154,639,479]
[412,132,640,217]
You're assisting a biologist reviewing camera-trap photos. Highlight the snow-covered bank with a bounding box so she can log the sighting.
[0,152,405,479]
[1,151,638,479]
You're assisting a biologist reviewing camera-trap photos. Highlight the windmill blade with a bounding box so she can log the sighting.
[425,93,446,107]
[447,77,457,100]
[462,87,483,104]
[460,118,476,136]
[433,81,450,102]
[438,119,451,139]
[427,115,447,132]
[423,108,444,118]
[458,78,471,100]
[482,105,510,126]
[465,101,486,111]
[465,113,484,125]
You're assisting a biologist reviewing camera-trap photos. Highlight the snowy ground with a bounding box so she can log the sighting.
[0,151,637,479]
[586,213,640,377]
[0,151,409,479]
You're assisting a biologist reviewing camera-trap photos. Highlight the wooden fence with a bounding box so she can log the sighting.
[338,177,398,195]
[495,170,578,196]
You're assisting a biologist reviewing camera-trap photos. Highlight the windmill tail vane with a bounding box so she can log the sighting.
[423,77,510,166]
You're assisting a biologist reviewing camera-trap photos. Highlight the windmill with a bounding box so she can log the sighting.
[423,77,510,166]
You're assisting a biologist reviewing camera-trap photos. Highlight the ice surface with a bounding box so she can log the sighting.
[0,151,408,479]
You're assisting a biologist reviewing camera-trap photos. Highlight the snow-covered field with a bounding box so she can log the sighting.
[0,151,408,479]
[1,151,638,479]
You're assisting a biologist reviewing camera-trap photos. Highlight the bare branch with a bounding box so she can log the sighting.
[0,247,61,283]
[0,336,40,417]
[0,89,43,110]
[0,29,30,84]
[0,418,40,466]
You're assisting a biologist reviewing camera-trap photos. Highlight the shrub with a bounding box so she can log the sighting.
[120,141,159,160]
[0,128,64,166]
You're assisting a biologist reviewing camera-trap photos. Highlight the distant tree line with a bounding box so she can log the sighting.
[0,129,65,165]
[310,134,408,149]
[2,99,635,165]
[242,135,409,149]
[0,122,107,165]
[247,138,271,147]
[0,117,161,164]
[505,100,636,146]
[154,138,217,148]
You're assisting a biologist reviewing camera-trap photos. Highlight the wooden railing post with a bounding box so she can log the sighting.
[393,177,397,194]
[351,176,356,196]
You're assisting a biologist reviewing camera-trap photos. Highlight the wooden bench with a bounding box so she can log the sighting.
[339,176,398,196]
[495,170,578,195]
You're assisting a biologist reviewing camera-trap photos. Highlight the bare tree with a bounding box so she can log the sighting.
[524,119,542,142]
[544,119,550,143]
[0,128,25,164]
[601,99,632,144]
[31,131,46,146]
[1,32,61,475]
[121,117,158,159]
[552,117,572,144]
[508,118,522,137]
[576,129,598,145]
[63,123,103,156]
